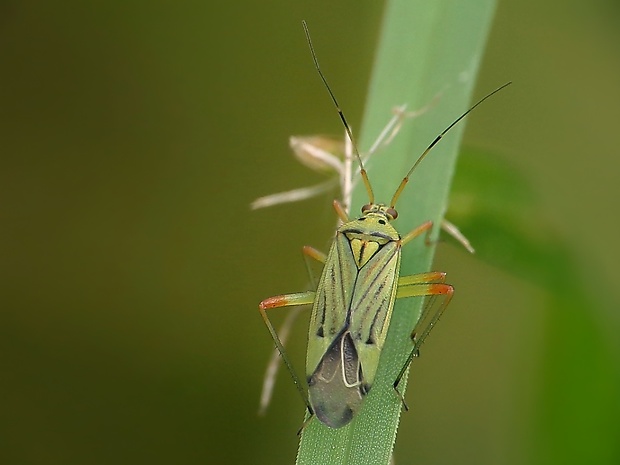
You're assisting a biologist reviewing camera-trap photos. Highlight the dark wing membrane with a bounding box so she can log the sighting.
[307,330,367,428]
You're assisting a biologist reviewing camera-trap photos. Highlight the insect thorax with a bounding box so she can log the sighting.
[339,210,400,269]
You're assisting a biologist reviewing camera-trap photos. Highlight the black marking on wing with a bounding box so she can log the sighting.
[356,241,366,265]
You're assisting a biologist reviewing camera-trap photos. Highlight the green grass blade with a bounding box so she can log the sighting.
[296,0,499,464]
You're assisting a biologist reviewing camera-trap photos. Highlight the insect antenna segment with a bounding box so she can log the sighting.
[389,81,512,208]
[302,20,375,205]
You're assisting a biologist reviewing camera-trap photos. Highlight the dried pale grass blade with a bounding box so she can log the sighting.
[251,179,337,210]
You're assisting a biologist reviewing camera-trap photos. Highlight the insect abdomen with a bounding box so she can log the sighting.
[307,330,368,428]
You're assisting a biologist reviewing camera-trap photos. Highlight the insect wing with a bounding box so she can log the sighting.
[306,231,356,373]
[307,330,366,428]
[348,238,401,387]
[306,219,402,427]
[306,231,360,427]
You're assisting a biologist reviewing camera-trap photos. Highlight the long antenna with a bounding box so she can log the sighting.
[390,81,512,208]
[302,20,375,205]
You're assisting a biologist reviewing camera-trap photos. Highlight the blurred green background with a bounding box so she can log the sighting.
[1,1,619,464]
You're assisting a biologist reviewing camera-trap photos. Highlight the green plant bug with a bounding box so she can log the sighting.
[252,99,480,417]
[258,21,511,429]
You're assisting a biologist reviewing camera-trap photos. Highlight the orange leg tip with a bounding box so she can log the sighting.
[437,272,447,280]
[259,295,289,310]
[428,283,454,295]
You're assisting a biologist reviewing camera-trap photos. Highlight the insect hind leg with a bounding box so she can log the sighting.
[393,272,454,410]
[259,292,316,414]
[259,246,326,414]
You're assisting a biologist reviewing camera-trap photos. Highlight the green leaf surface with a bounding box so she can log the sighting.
[296,1,499,464]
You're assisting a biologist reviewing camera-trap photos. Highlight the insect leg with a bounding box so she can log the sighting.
[401,217,474,253]
[303,244,326,264]
[392,277,454,408]
[259,305,311,415]
[400,220,434,246]
[400,216,475,255]
[397,271,447,290]
[259,246,327,413]
[440,219,475,253]
[332,199,350,223]
[259,292,316,414]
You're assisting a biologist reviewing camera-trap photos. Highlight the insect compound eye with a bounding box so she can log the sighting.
[386,208,398,220]
[361,204,372,214]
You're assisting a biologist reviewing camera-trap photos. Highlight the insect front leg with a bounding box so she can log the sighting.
[440,219,475,253]
[259,291,316,414]
[332,199,350,223]
[401,218,475,254]
[392,272,454,408]
[400,220,434,246]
